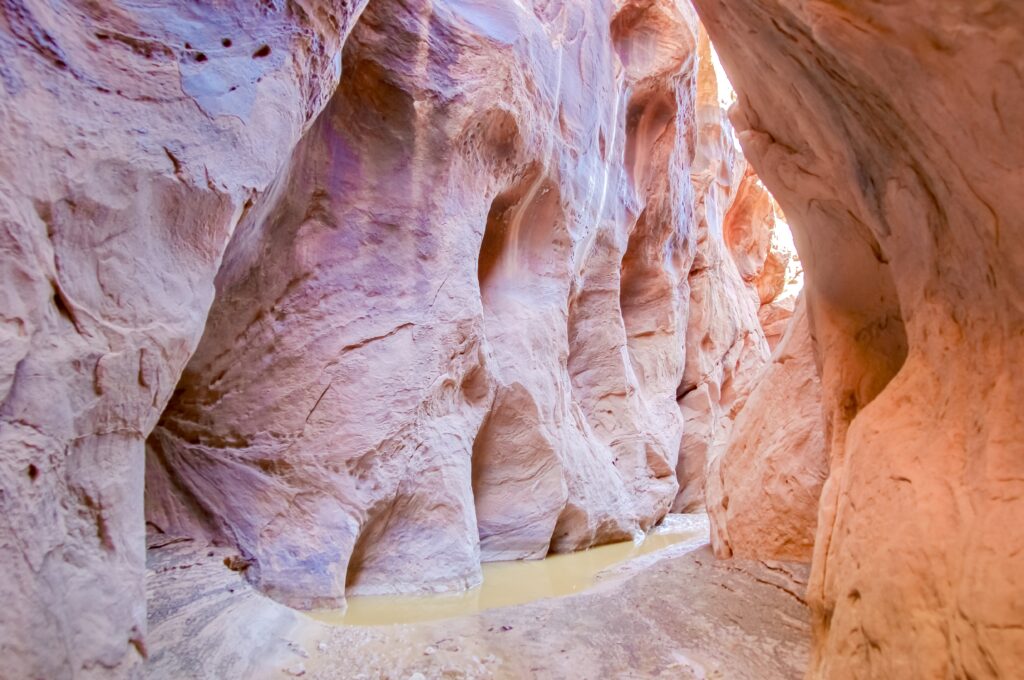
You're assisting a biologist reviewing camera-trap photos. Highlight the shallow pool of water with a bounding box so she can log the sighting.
[310,513,708,626]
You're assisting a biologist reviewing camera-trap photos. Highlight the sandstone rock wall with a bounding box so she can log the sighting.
[706,294,826,562]
[693,0,1024,676]
[672,30,778,512]
[147,0,709,610]
[0,1,370,676]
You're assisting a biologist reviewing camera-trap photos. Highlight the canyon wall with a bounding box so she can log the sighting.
[693,0,1024,676]
[0,0,800,675]
[706,294,825,561]
[147,0,711,610]
[146,0,789,610]
[673,30,789,513]
[0,1,369,677]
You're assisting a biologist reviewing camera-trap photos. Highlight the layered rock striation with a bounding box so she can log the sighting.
[0,1,369,677]
[147,0,710,610]
[0,0,938,676]
[2,3,796,673]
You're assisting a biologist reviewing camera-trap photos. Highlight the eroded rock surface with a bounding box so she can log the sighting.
[672,31,778,513]
[309,544,811,680]
[693,0,1024,676]
[146,530,811,680]
[707,294,826,561]
[1,1,792,671]
[146,532,310,680]
[147,0,707,609]
[0,2,367,676]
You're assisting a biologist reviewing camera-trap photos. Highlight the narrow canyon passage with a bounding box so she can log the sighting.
[0,1,1020,679]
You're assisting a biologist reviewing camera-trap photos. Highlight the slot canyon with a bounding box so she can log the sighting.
[0,0,1020,678]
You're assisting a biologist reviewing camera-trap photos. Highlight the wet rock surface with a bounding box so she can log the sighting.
[305,546,809,680]
[146,520,810,680]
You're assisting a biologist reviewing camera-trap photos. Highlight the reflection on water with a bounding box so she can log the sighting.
[310,513,708,626]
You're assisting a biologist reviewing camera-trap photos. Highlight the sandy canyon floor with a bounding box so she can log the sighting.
[147,515,810,679]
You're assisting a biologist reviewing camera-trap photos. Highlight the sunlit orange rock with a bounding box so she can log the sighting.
[693,0,1024,676]
[706,294,826,561]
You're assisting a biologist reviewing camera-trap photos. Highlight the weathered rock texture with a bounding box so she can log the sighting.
[1,0,792,671]
[672,31,778,513]
[707,294,826,561]
[146,0,719,610]
[693,0,1024,676]
[759,291,797,351]
[0,1,369,677]
[146,533,310,679]
[146,528,811,680]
